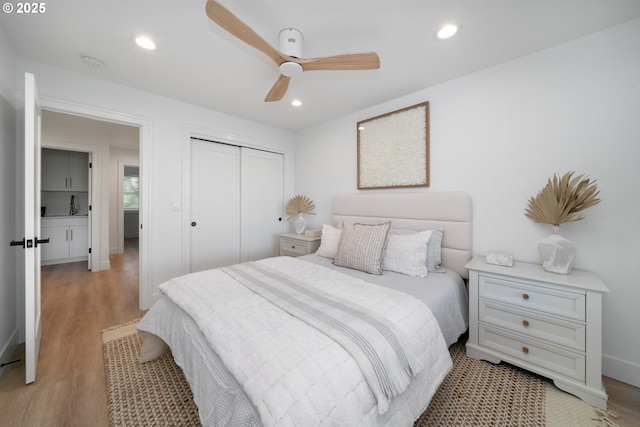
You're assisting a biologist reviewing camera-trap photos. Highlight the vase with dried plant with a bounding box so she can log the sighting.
[285,195,316,234]
[525,171,601,274]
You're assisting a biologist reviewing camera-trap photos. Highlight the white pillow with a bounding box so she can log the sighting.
[333,222,390,274]
[389,228,444,272]
[427,228,444,272]
[315,224,342,258]
[383,230,431,277]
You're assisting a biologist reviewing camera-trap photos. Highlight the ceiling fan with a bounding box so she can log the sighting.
[205,0,381,102]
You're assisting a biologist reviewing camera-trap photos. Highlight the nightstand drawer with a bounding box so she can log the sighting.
[479,301,585,351]
[479,325,585,381]
[479,275,585,321]
[280,238,308,256]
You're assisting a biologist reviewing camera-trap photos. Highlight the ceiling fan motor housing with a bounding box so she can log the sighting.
[279,28,303,58]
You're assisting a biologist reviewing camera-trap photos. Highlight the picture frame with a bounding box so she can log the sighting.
[357,101,429,190]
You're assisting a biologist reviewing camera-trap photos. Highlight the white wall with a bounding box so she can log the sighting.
[295,19,640,386]
[0,25,17,374]
[14,58,296,308]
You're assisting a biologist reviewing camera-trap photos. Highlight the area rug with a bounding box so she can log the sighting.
[102,321,616,427]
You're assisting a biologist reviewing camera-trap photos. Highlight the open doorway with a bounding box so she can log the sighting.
[119,165,140,255]
[40,110,141,273]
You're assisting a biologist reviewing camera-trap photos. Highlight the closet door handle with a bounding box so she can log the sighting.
[66,230,69,241]
[70,229,73,241]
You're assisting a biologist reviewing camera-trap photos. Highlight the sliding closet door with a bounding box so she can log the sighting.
[241,148,284,262]
[189,140,240,272]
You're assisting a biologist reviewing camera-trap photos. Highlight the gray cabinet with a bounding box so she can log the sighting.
[41,217,88,265]
[42,148,88,191]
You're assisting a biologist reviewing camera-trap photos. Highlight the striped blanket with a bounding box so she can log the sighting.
[221,262,422,413]
[158,256,451,426]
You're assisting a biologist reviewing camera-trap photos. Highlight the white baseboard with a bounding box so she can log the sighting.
[603,353,640,388]
[0,329,19,378]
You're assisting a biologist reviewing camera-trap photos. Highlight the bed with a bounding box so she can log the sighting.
[137,191,472,426]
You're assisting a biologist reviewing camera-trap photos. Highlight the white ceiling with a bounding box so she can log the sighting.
[2,0,640,131]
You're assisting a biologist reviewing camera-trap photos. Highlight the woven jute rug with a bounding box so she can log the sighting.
[103,322,616,427]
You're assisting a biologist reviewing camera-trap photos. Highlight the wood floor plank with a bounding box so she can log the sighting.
[0,237,638,426]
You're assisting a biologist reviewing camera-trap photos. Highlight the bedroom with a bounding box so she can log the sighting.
[1,0,639,425]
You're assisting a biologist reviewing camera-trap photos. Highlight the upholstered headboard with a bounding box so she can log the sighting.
[333,192,473,279]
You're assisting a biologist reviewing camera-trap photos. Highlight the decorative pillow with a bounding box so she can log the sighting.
[138,330,169,363]
[333,222,390,274]
[315,224,343,259]
[426,228,444,272]
[382,230,431,277]
[389,227,444,272]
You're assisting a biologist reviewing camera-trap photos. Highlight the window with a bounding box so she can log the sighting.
[123,167,139,211]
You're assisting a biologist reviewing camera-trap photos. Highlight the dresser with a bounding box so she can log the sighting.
[465,257,609,410]
[278,233,321,257]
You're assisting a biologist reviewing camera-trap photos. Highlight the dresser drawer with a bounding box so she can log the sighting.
[479,301,585,351]
[479,275,585,321]
[280,238,308,256]
[479,325,585,381]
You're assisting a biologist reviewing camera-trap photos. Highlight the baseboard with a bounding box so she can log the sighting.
[0,329,19,378]
[603,353,640,388]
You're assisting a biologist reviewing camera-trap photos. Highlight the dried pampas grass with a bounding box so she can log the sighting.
[525,172,601,226]
[285,195,316,220]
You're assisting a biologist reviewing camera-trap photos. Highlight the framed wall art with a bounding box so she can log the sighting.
[357,101,429,190]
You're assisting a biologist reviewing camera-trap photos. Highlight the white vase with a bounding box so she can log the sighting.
[294,213,306,235]
[537,225,576,274]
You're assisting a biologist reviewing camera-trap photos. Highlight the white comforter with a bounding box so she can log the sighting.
[158,256,452,426]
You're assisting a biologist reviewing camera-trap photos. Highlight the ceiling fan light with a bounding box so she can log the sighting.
[436,24,459,40]
[279,61,304,78]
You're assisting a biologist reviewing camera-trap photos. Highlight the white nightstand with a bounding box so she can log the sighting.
[278,233,321,257]
[465,257,609,410]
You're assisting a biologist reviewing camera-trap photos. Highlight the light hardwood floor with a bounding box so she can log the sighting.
[0,239,638,426]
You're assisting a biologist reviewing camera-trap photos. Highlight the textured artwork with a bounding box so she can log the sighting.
[357,102,429,189]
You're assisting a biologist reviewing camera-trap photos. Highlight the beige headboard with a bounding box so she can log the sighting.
[333,192,473,279]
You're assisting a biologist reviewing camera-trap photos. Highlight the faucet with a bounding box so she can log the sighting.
[70,195,78,215]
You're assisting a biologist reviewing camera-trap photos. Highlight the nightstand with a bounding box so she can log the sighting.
[465,257,609,410]
[278,233,321,257]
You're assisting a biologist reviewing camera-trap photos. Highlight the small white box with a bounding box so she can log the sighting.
[486,251,513,267]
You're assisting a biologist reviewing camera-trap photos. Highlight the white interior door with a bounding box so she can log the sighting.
[190,140,241,272]
[241,148,284,262]
[24,72,42,384]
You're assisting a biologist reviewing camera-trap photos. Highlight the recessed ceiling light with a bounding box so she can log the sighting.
[436,23,459,40]
[135,36,156,50]
[291,99,302,107]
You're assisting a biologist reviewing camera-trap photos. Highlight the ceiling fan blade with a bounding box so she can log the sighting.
[299,52,380,71]
[265,75,291,102]
[205,0,286,66]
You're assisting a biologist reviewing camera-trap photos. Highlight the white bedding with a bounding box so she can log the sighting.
[138,256,465,426]
[300,254,468,347]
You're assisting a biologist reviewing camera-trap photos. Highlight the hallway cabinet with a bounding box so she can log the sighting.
[41,216,89,265]
[42,148,89,191]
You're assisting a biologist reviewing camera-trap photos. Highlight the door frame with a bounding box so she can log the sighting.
[36,96,152,309]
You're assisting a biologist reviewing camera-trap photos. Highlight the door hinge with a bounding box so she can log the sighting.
[88,248,92,254]
[89,162,92,168]
[89,205,92,211]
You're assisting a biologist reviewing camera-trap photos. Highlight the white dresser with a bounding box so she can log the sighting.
[465,257,609,410]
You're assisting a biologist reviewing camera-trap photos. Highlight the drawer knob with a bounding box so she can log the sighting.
[522,347,529,354]
[522,320,530,327]
[291,245,295,249]
[522,293,529,300]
